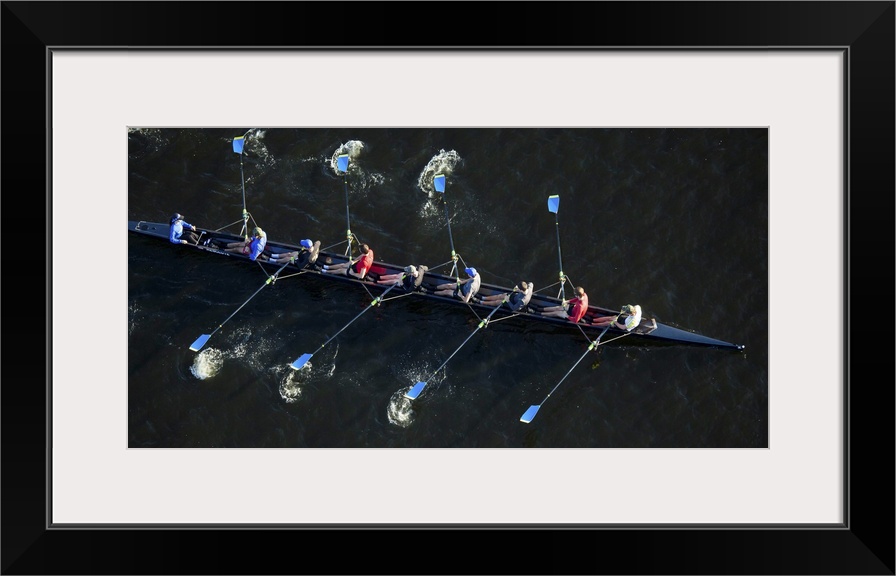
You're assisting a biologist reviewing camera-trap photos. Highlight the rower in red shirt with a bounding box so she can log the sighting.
[534,286,589,323]
[321,243,374,280]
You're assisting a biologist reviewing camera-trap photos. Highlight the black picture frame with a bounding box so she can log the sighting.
[5,1,892,574]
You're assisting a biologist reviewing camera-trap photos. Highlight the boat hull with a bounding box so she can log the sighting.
[129,220,745,351]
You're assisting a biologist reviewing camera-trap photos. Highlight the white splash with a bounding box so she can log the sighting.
[387,357,448,427]
[387,389,415,428]
[226,326,286,374]
[278,343,337,402]
[245,128,275,169]
[191,348,225,380]
[329,140,366,175]
[417,149,463,196]
[190,326,284,380]
[279,365,310,403]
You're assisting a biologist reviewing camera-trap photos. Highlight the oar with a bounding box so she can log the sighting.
[547,194,566,302]
[405,294,507,400]
[290,272,409,370]
[233,132,251,237]
[337,153,353,256]
[189,258,294,352]
[520,310,621,423]
[434,173,459,280]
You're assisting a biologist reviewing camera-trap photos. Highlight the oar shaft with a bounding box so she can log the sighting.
[406,291,503,400]
[531,311,621,409]
[317,279,402,349]
[442,200,459,278]
[443,202,456,256]
[211,281,270,335]
[427,325,482,380]
[595,322,613,343]
[554,215,565,301]
[434,174,459,278]
[236,134,249,235]
[318,304,372,350]
[344,175,351,239]
[591,308,624,344]
[270,258,295,278]
[554,218,563,277]
[596,331,634,346]
[376,276,406,300]
[424,300,503,380]
[334,153,353,255]
[539,342,595,403]
[240,156,247,217]
[205,259,292,337]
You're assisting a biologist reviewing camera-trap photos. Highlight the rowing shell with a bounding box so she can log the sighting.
[128,220,745,351]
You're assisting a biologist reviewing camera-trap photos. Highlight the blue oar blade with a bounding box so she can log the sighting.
[405,381,427,400]
[433,173,446,193]
[337,154,350,174]
[290,353,314,370]
[189,334,211,352]
[547,195,560,214]
[232,136,245,154]
[520,405,540,424]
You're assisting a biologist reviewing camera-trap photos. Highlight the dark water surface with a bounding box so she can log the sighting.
[128,127,768,448]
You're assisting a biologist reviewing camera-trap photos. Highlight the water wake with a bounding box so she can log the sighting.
[387,390,415,428]
[417,149,462,196]
[191,348,226,380]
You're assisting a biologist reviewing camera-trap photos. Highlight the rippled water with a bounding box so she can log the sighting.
[128,127,768,448]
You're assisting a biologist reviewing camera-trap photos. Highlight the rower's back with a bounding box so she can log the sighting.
[297,240,321,269]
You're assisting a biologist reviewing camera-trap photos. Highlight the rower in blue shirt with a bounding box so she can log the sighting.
[169,213,201,245]
[224,227,268,261]
[433,267,481,303]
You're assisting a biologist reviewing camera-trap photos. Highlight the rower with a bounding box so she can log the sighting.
[433,267,481,303]
[477,281,534,312]
[169,213,201,245]
[592,304,643,331]
[267,239,321,269]
[376,264,429,292]
[223,226,268,262]
[532,286,589,323]
[321,243,374,280]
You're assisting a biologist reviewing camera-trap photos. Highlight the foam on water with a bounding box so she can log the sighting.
[330,140,366,174]
[415,150,464,232]
[416,149,462,195]
[387,356,453,427]
[387,390,415,428]
[189,324,296,381]
[325,140,387,208]
[279,344,338,402]
[244,128,275,168]
[191,348,225,380]
[279,364,310,403]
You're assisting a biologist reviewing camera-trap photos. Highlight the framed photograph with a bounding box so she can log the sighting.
[8,1,892,574]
